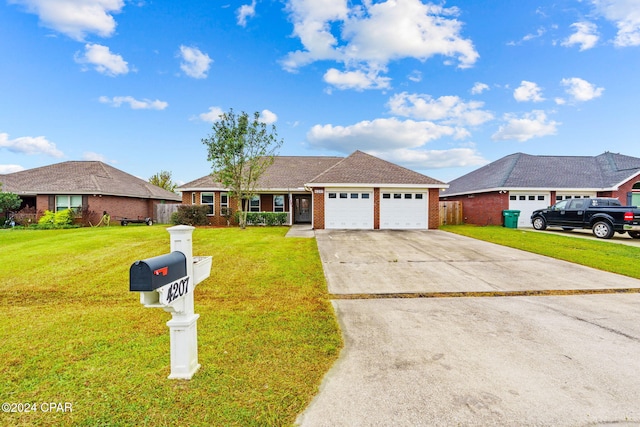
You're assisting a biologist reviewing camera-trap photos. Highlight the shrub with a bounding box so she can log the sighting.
[239,211,288,226]
[38,210,56,226]
[170,205,210,226]
[35,209,77,229]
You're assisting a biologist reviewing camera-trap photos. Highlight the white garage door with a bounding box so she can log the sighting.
[325,190,374,229]
[509,193,550,227]
[380,191,428,229]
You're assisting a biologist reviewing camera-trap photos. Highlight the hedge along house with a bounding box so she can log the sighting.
[0,161,182,225]
[178,150,447,230]
[439,152,640,228]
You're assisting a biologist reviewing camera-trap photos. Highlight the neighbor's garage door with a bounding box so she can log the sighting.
[325,189,374,229]
[509,193,550,227]
[380,191,428,229]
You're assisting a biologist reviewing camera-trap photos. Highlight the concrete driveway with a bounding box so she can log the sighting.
[296,230,640,426]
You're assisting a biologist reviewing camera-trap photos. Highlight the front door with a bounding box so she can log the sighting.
[294,196,311,223]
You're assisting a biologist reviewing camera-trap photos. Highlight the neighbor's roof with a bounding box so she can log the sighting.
[0,161,182,201]
[178,151,446,191]
[307,150,446,187]
[444,152,640,196]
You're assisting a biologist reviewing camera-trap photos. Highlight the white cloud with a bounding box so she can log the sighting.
[99,96,168,110]
[82,151,107,161]
[562,22,599,50]
[323,68,391,91]
[367,147,488,169]
[471,82,489,95]
[513,81,545,102]
[561,77,604,101]
[75,43,129,76]
[0,164,26,174]
[592,0,640,47]
[198,106,225,123]
[282,0,478,90]
[0,133,64,157]
[237,0,257,27]
[8,0,124,41]
[307,117,459,153]
[492,110,559,142]
[388,92,494,126]
[260,109,278,124]
[178,45,213,79]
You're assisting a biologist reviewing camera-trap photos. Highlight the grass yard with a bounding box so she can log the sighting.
[0,226,342,426]
[441,225,640,280]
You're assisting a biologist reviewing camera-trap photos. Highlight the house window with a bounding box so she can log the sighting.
[350,193,359,199]
[339,193,348,199]
[394,194,402,199]
[191,193,196,204]
[529,196,535,201]
[55,195,82,212]
[404,194,412,199]
[273,195,285,212]
[415,194,423,200]
[510,195,517,200]
[383,193,391,199]
[538,196,545,201]
[362,193,370,199]
[201,193,214,215]
[249,195,260,212]
[220,193,229,215]
[328,193,337,199]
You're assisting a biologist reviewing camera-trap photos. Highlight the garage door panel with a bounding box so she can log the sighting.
[325,190,373,229]
[380,191,428,230]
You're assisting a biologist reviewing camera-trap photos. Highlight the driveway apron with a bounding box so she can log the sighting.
[296,230,640,427]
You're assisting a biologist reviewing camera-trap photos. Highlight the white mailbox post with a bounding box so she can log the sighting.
[129,225,212,380]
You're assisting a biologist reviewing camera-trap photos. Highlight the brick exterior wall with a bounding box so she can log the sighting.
[428,188,440,229]
[34,194,174,225]
[442,191,509,226]
[608,172,640,204]
[312,188,325,229]
[373,188,380,229]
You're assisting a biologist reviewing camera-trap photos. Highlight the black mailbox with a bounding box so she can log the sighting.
[130,251,187,292]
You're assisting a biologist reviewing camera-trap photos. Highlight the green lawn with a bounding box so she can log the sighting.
[0,226,342,426]
[441,225,640,280]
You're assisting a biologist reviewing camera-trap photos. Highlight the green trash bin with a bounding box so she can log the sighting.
[503,210,520,228]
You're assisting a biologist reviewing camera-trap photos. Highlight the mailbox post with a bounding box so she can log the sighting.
[129,225,212,380]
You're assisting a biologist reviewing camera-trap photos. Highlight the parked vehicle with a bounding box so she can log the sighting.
[530,197,640,239]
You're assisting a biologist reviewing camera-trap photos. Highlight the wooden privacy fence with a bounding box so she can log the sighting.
[439,201,463,226]
[155,203,183,224]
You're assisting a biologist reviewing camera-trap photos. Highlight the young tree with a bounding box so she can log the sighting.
[0,183,22,221]
[149,170,177,192]
[202,109,283,229]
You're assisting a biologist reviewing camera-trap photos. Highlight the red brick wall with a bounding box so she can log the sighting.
[373,188,380,229]
[609,172,640,204]
[428,188,440,229]
[312,188,325,229]
[34,194,173,225]
[442,191,509,226]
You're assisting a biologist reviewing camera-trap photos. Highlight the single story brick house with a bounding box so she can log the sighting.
[0,161,181,225]
[440,152,640,227]
[178,150,447,230]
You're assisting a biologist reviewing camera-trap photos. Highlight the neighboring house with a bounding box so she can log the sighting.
[0,161,181,225]
[178,150,447,230]
[440,152,640,227]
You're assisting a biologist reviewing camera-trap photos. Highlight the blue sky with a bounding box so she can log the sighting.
[1,0,640,184]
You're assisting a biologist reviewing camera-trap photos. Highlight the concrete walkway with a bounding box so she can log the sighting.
[296,230,640,427]
[285,224,315,238]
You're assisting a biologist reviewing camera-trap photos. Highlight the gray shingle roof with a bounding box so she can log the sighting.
[179,156,343,190]
[307,150,446,186]
[444,152,640,196]
[0,161,181,201]
[179,151,445,191]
